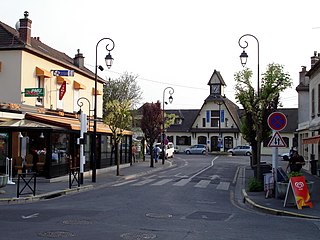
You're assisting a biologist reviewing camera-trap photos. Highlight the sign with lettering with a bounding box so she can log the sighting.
[284,176,313,209]
[52,70,74,77]
[59,81,66,100]
[24,88,44,97]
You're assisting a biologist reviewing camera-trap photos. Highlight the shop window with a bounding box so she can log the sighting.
[198,136,207,144]
[51,133,69,166]
[177,136,191,145]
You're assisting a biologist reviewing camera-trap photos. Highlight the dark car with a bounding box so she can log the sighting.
[184,144,207,154]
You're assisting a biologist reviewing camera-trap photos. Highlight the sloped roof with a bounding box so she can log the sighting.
[166,109,199,132]
[207,70,226,86]
[0,20,99,81]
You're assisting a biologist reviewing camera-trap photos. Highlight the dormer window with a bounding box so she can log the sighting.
[211,84,220,95]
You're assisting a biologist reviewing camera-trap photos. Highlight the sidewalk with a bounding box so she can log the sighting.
[0,158,172,204]
[241,166,320,219]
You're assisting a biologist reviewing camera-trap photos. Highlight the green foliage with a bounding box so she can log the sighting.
[248,177,264,192]
[288,171,303,179]
[164,113,175,130]
[234,63,292,168]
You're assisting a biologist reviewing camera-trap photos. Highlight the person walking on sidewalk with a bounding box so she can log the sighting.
[154,145,160,163]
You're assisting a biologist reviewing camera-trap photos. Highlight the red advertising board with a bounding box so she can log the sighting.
[284,176,312,209]
[59,81,66,100]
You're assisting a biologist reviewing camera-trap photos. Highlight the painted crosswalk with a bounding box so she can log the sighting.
[112,178,230,190]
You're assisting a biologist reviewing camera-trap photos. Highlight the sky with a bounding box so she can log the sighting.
[1,0,320,110]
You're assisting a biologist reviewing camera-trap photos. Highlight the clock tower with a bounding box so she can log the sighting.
[207,70,226,96]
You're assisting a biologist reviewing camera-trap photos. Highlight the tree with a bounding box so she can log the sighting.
[104,100,132,176]
[234,63,292,180]
[103,71,142,175]
[140,102,162,168]
[103,71,142,115]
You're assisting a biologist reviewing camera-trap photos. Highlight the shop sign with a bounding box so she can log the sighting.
[59,81,66,100]
[24,88,44,97]
[284,176,313,209]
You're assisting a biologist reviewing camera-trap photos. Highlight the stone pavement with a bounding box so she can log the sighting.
[1,156,320,220]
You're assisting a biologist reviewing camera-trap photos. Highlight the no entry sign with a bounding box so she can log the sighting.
[267,112,287,131]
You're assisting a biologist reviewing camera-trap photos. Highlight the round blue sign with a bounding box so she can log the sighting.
[267,112,287,131]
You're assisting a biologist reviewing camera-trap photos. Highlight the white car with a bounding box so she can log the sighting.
[155,142,174,159]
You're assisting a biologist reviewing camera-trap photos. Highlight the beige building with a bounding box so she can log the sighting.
[0,12,132,178]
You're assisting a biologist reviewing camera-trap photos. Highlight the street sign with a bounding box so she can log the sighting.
[24,88,44,97]
[267,131,287,147]
[267,112,287,131]
[52,70,74,77]
[59,81,66,100]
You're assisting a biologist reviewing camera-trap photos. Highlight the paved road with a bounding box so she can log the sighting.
[0,154,320,240]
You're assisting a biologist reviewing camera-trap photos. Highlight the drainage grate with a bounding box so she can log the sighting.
[37,231,75,238]
[120,232,157,240]
[145,213,172,219]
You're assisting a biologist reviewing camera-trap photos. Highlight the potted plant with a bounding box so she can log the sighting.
[277,171,314,199]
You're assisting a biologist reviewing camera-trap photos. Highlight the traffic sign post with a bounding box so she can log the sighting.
[267,112,287,199]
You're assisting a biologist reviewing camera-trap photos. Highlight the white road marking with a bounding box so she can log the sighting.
[189,156,218,179]
[22,213,39,219]
[194,180,211,188]
[131,179,156,186]
[216,182,230,191]
[112,179,137,186]
[173,178,191,186]
[151,179,173,186]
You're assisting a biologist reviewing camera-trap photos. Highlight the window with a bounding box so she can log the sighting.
[198,136,207,144]
[177,136,191,145]
[282,137,289,147]
[202,118,206,127]
[312,88,315,117]
[211,110,220,127]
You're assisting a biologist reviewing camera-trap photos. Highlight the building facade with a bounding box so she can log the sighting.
[0,12,132,178]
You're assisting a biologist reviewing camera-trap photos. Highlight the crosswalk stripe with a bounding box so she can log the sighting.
[216,182,230,190]
[194,180,211,188]
[173,178,191,186]
[131,179,155,186]
[112,179,137,186]
[151,179,173,186]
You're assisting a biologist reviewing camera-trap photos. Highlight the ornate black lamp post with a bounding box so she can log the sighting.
[93,38,115,182]
[162,87,174,165]
[238,34,260,96]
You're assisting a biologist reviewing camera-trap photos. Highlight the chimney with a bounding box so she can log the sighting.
[74,49,85,68]
[299,66,307,84]
[311,51,320,68]
[18,11,32,46]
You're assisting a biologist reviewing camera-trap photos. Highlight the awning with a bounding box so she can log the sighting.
[302,135,320,144]
[36,67,52,78]
[74,81,86,90]
[25,113,132,135]
[92,87,103,95]
[56,76,71,85]
[0,119,64,130]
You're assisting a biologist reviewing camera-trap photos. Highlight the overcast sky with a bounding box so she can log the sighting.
[1,0,320,109]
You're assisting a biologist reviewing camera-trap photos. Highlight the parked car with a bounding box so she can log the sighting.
[184,144,207,154]
[227,145,252,156]
[154,142,174,159]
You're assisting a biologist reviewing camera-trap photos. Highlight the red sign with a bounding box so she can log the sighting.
[59,81,66,100]
[268,112,287,131]
[267,132,287,148]
[284,176,312,209]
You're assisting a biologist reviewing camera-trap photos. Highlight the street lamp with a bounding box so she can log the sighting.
[162,87,174,165]
[238,34,260,96]
[93,38,115,182]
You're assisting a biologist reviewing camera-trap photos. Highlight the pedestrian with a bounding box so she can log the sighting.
[154,145,160,163]
[286,149,305,173]
[132,144,137,163]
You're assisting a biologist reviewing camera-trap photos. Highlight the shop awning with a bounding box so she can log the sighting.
[56,76,71,85]
[74,81,86,90]
[36,67,52,78]
[302,135,320,144]
[25,113,132,135]
[92,87,103,95]
[0,119,64,130]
